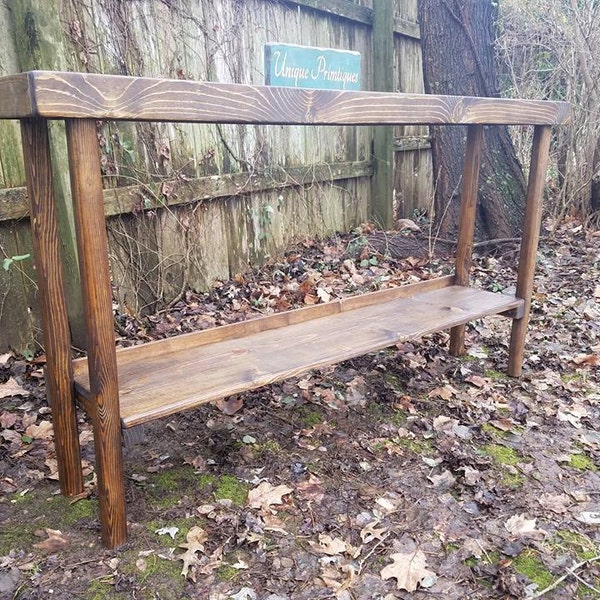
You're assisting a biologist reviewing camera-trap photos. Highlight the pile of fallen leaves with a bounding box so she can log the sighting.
[1,219,599,600]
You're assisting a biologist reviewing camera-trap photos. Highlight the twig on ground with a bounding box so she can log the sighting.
[531,554,600,598]
[357,532,390,575]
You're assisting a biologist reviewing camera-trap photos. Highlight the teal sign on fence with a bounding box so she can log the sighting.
[264,43,361,90]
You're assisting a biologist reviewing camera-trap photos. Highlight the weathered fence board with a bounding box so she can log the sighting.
[0,0,427,353]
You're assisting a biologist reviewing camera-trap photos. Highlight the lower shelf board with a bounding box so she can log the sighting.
[73,283,523,428]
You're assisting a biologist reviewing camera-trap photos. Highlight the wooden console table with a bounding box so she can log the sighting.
[0,71,569,548]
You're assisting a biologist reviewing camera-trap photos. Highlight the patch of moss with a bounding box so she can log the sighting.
[482,444,525,488]
[512,549,554,590]
[1,492,98,554]
[465,550,500,567]
[501,470,525,489]
[577,579,600,599]
[389,409,408,426]
[568,453,597,472]
[383,372,405,392]
[561,372,584,384]
[481,423,510,438]
[555,530,599,560]
[146,465,200,508]
[198,474,248,506]
[483,443,520,466]
[118,550,188,598]
[300,410,323,426]
[394,436,434,456]
[216,563,240,582]
[47,496,97,527]
[484,369,507,380]
[0,520,37,554]
[253,439,282,455]
[86,578,121,600]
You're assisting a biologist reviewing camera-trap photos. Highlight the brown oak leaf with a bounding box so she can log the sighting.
[247,481,293,510]
[381,547,437,592]
[177,525,208,580]
[33,529,70,553]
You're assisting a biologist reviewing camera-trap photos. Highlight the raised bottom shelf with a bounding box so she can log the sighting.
[73,278,523,428]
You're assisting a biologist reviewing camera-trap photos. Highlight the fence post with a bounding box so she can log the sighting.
[9,0,86,348]
[371,0,395,229]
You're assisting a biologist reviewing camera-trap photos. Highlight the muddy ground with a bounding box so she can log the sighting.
[1,220,599,600]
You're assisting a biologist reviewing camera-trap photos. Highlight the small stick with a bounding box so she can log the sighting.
[532,554,600,598]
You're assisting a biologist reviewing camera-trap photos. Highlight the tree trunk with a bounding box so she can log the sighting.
[418,0,526,240]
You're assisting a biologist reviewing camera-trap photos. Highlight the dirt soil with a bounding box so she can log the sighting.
[1,220,600,600]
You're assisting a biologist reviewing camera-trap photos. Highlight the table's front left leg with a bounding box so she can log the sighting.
[65,118,127,548]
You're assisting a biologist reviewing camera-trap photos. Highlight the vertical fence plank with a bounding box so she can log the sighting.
[371,0,394,229]
[9,0,86,348]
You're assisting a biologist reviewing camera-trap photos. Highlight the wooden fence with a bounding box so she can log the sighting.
[0,0,431,354]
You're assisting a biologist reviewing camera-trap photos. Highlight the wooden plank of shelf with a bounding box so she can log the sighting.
[73,285,523,428]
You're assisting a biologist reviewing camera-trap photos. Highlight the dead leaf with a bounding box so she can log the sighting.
[2,429,22,445]
[380,547,437,592]
[33,529,70,553]
[461,538,489,560]
[45,458,60,480]
[295,474,324,503]
[136,558,147,571]
[247,481,293,510]
[177,525,207,580]
[374,495,401,515]
[428,385,457,400]
[504,514,547,539]
[316,287,331,303]
[345,376,368,407]
[459,466,481,486]
[309,534,348,556]
[215,396,244,415]
[0,411,18,428]
[427,470,456,489]
[488,418,517,432]
[464,375,488,388]
[571,353,598,366]
[155,526,179,539]
[360,521,388,544]
[25,420,53,440]
[557,404,588,428]
[537,493,571,514]
[229,588,257,600]
[0,378,30,399]
[432,415,458,432]
[395,218,421,232]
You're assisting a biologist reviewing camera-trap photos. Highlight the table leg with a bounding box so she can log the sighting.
[508,125,552,376]
[450,124,484,356]
[20,118,83,497]
[65,118,127,548]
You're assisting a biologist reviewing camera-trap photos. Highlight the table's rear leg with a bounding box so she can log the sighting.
[20,118,84,496]
[450,124,484,356]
